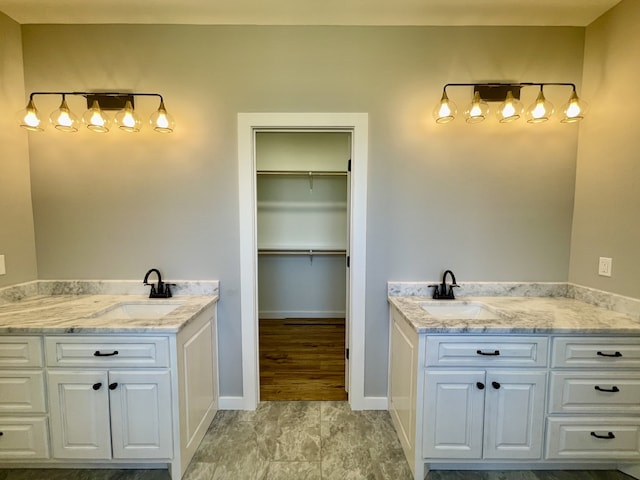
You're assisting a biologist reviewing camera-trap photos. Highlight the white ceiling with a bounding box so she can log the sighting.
[0,0,623,26]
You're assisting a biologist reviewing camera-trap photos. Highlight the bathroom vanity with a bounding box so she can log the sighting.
[0,291,218,479]
[388,295,640,480]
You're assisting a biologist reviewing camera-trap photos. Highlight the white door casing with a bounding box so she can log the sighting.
[237,113,368,410]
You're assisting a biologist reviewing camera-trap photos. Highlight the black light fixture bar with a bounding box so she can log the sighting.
[442,82,577,101]
[27,91,165,108]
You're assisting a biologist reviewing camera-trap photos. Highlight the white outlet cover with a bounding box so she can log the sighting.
[598,257,612,277]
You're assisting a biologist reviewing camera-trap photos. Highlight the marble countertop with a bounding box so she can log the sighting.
[389,296,640,334]
[0,294,219,334]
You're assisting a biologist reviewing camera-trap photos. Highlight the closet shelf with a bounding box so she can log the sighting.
[257,170,347,177]
[258,248,346,256]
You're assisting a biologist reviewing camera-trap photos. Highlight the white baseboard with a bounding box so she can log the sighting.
[218,396,248,410]
[259,310,346,319]
[360,396,388,410]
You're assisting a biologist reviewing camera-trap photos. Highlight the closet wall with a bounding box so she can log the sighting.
[256,132,350,319]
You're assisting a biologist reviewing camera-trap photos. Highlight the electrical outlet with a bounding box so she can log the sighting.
[0,255,5,275]
[598,257,612,277]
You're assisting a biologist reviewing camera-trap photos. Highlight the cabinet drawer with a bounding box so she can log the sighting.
[0,336,43,367]
[549,372,640,414]
[425,336,548,367]
[0,371,46,413]
[546,417,640,460]
[552,337,640,368]
[45,336,170,367]
[0,416,49,459]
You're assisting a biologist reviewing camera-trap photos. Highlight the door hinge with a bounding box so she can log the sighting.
[346,348,349,360]
[346,256,350,268]
[347,159,351,172]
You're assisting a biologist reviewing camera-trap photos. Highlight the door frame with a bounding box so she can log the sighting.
[237,112,368,410]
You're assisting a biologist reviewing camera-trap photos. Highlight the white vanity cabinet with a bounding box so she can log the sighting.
[45,336,173,460]
[389,303,640,480]
[422,336,547,461]
[0,336,49,459]
[0,300,218,479]
[546,336,640,461]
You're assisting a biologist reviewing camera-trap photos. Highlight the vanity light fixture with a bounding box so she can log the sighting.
[433,82,587,124]
[18,91,175,134]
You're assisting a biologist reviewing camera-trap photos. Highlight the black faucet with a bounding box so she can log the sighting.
[429,270,459,300]
[143,268,174,298]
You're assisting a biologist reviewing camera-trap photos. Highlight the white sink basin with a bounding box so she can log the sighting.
[92,301,185,320]
[420,302,500,320]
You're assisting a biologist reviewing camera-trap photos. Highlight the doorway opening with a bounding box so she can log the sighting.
[237,112,368,411]
[256,131,350,401]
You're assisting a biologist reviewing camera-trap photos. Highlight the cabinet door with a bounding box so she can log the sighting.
[483,370,546,459]
[109,370,173,459]
[47,370,111,459]
[423,370,485,459]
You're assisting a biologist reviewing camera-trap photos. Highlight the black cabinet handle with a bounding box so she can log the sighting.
[492,381,501,389]
[594,385,620,393]
[476,382,485,390]
[597,351,622,358]
[108,382,118,390]
[0,432,3,436]
[591,431,615,440]
[476,350,500,356]
[92,382,102,391]
[94,350,119,357]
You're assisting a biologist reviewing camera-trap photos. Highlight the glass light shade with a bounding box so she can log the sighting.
[149,101,175,133]
[49,98,79,132]
[19,99,44,131]
[82,100,111,133]
[465,91,489,124]
[497,90,523,123]
[526,90,554,123]
[114,100,142,132]
[561,91,587,123]
[432,91,457,124]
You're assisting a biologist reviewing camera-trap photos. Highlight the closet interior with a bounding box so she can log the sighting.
[256,131,350,401]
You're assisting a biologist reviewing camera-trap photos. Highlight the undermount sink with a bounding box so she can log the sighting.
[92,301,185,320]
[420,301,500,320]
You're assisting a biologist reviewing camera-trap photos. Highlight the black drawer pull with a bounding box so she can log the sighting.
[594,385,620,393]
[477,350,500,356]
[0,432,3,436]
[596,351,622,358]
[109,382,118,390]
[94,350,119,357]
[476,382,485,390]
[492,381,501,389]
[92,382,102,391]
[591,431,615,440]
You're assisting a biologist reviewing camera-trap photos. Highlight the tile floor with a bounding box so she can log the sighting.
[0,401,636,480]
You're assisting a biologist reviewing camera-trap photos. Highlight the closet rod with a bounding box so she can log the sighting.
[256,170,347,177]
[258,248,346,256]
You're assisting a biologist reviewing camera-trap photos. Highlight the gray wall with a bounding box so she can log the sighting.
[0,12,37,288]
[569,0,640,299]
[18,25,585,397]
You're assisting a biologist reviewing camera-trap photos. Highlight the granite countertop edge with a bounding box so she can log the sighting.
[388,296,640,335]
[0,294,219,335]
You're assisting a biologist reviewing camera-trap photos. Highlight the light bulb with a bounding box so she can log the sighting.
[149,101,175,133]
[561,91,587,123]
[465,91,489,124]
[115,100,141,132]
[19,99,44,131]
[497,90,523,123]
[82,100,111,133]
[526,89,554,124]
[432,91,457,124]
[49,97,79,132]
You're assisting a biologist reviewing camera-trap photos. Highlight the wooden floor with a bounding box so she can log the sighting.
[259,318,348,401]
